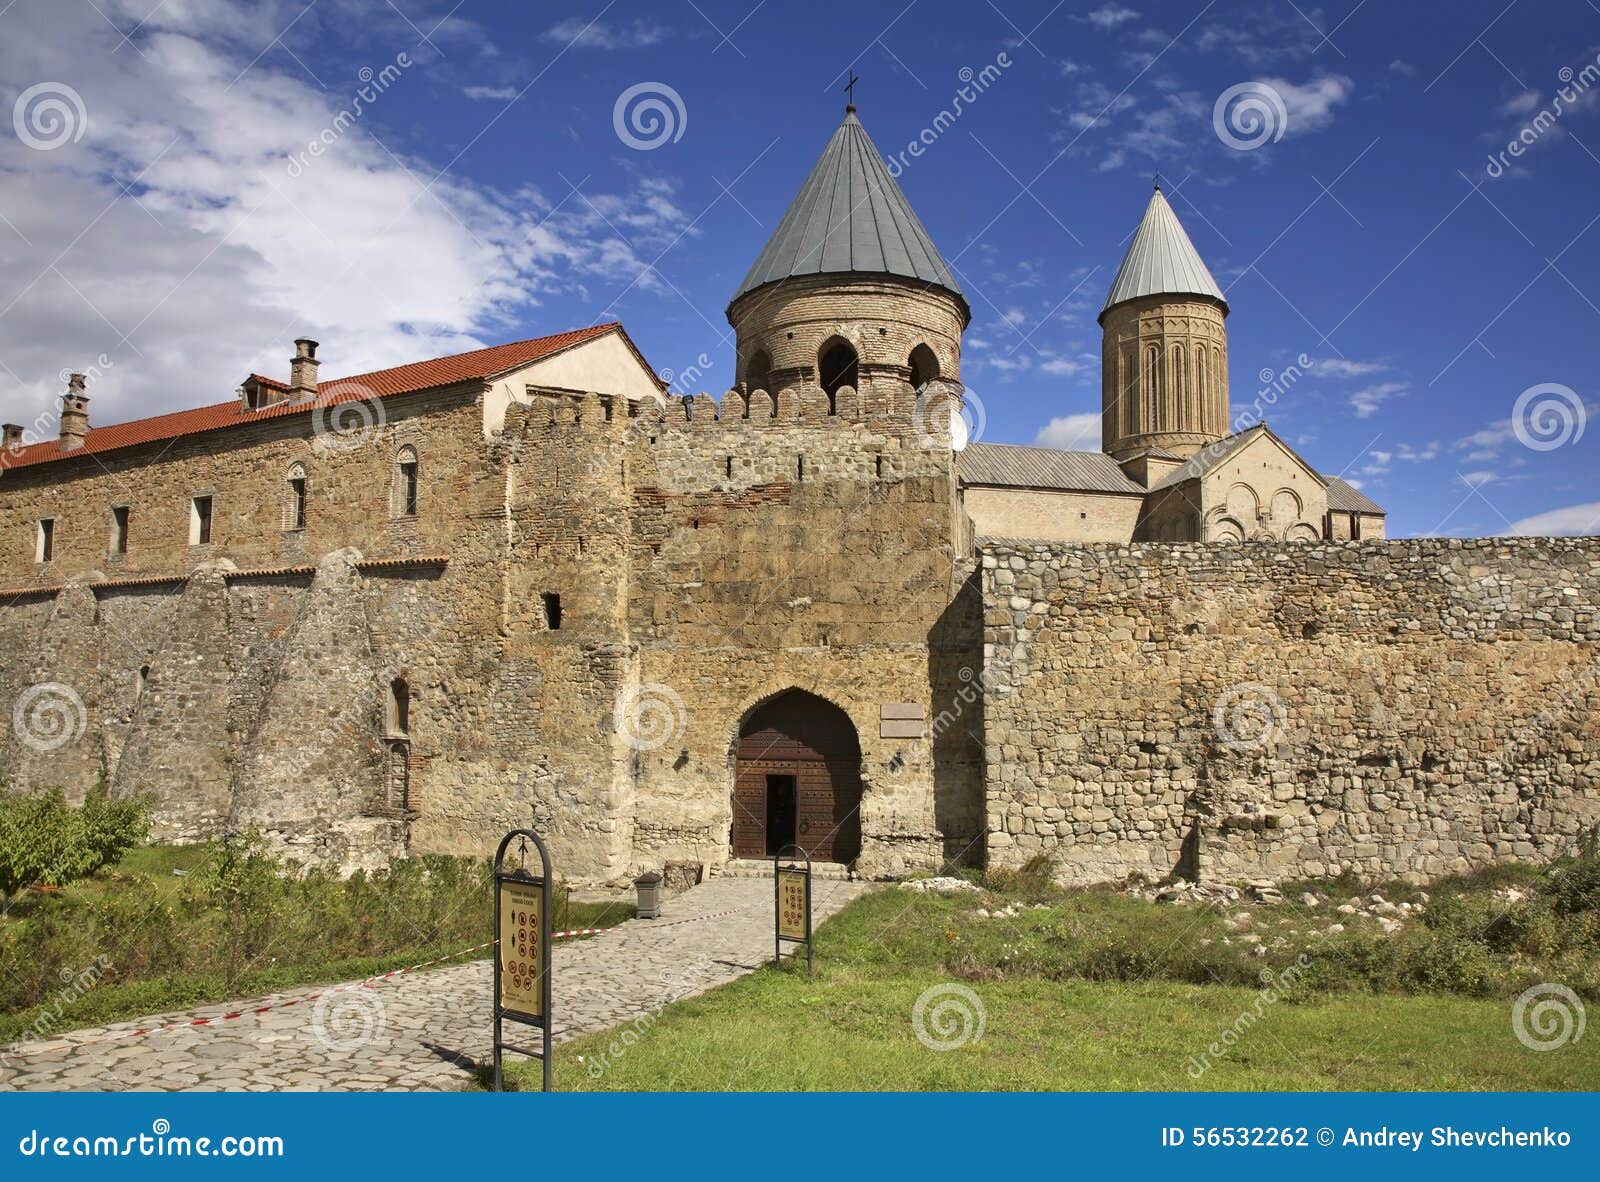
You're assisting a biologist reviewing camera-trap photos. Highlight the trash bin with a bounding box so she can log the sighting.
[634,871,663,919]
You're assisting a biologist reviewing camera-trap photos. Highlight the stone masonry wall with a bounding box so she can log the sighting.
[981,537,1600,886]
[0,389,524,872]
[619,383,982,879]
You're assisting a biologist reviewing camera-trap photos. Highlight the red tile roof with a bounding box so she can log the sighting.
[2,323,639,472]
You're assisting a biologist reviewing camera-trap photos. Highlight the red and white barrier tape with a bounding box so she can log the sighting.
[6,901,754,1060]
[113,939,503,1042]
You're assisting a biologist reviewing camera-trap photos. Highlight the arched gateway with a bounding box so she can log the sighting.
[731,690,863,864]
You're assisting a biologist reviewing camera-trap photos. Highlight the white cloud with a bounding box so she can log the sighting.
[1311,357,1386,378]
[0,0,691,430]
[540,18,670,51]
[1258,74,1355,136]
[1039,357,1087,376]
[1499,91,1541,117]
[1508,502,1600,536]
[1034,413,1100,451]
[1458,470,1498,488]
[1349,381,1408,418]
[1190,13,1327,66]
[464,84,520,101]
[1085,4,1140,30]
[1456,419,1516,454]
[1389,60,1418,77]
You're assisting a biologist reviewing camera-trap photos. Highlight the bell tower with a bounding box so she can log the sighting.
[725,104,969,418]
[1099,184,1230,461]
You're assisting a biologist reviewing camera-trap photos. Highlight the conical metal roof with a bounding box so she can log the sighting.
[1100,186,1227,321]
[730,108,966,318]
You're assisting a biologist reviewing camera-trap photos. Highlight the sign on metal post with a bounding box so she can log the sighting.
[773,843,813,973]
[493,827,553,1092]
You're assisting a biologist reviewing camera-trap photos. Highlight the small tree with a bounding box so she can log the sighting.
[0,782,150,911]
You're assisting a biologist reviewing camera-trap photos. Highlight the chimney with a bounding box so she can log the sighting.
[2,424,22,449]
[289,338,320,397]
[59,373,90,450]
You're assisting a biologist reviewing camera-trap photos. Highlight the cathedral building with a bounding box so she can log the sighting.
[960,181,1384,545]
[2,107,1584,892]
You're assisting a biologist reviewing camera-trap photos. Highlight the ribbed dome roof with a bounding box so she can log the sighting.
[730,109,966,318]
[1100,186,1227,320]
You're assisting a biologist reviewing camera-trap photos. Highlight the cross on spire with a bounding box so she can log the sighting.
[844,71,860,112]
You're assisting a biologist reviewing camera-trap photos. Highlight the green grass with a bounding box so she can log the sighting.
[1,841,634,1044]
[498,876,1600,1092]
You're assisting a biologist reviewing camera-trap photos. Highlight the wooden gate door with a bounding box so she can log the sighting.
[731,691,863,864]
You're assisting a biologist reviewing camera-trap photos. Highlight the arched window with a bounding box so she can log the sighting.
[284,462,308,531]
[744,349,772,393]
[907,343,939,389]
[1144,345,1162,432]
[1171,344,1187,427]
[393,446,419,518]
[387,677,410,736]
[1211,346,1225,433]
[1121,347,1137,440]
[817,338,858,413]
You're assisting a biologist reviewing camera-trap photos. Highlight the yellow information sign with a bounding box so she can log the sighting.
[498,879,544,1019]
[777,867,809,942]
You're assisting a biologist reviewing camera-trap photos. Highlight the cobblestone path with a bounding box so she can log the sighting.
[0,876,868,1091]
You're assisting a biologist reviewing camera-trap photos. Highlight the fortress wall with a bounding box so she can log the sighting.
[620,401,983,878]
[980,537,1600,885]
[0,389,537,872]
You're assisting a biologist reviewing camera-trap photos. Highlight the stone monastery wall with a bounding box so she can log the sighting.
[980,537,1600,885]
[0,379,987,882]
[5,370,1598,889]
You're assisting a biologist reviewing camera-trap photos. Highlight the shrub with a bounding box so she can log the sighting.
[1542,828,1600,917]
[0,783,149,907]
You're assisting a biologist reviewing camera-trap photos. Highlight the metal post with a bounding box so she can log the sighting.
[773,843,813,973]
[492,827,554,1092]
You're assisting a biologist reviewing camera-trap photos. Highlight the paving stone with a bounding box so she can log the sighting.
[0,877,866,1091]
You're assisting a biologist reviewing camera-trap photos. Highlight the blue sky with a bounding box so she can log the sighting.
[1,0,1598,537]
